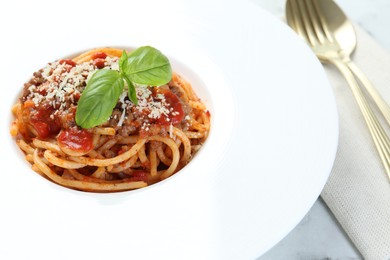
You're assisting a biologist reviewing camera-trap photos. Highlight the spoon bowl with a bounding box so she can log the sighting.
[316,0,356,59]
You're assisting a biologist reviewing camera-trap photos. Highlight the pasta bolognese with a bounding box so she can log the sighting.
[10,47,210,192]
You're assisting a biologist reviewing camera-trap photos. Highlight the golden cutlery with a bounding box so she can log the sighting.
[286,0,390,179]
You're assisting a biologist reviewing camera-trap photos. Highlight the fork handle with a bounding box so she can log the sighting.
[346,60,390,127]
[332,59,390,178]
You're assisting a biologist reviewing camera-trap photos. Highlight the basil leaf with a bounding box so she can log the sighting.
[125,46,172,86]
[76,70,124,128]
[119,50,128,73]
[123,74,138,105]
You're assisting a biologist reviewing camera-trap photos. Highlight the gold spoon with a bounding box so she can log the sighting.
[286,0,390,179]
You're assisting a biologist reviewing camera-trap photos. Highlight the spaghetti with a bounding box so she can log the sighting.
[11,47,210,192]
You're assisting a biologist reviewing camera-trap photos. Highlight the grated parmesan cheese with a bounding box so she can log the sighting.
[24,55,186,131]
[26,56,119,111]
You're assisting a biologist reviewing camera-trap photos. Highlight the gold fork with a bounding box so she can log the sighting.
[286,0,390,179]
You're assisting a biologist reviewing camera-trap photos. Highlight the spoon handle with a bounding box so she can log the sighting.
[332,59,390,178]
[346,61,390,127]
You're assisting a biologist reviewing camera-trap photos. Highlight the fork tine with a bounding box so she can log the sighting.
[285,1,296,30]
[303,0,326,44]
[312,0,335,43]
[292,0,318,47]
[287,0,311,45]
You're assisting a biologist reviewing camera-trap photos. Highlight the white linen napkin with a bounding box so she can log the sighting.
[320,25,390,260]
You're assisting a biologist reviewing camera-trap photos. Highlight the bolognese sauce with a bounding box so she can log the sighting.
[11,47,210,192]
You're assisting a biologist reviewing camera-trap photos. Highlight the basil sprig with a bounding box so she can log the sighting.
[75,46,172,129]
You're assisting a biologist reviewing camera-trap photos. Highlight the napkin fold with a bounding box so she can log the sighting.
[320,25,390,260]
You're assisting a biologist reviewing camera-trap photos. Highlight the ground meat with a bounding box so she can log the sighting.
[118,125,137,136]
[107,109,137,136]
[21,69,44,102]
[57,106,77,129]
[169,85,182,98]
[108,109,121,126]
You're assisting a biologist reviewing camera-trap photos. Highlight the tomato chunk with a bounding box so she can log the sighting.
[93,58,106,69]
[30,105,61,139]
[153,88,184,125]
[59,59,77,67]
[57,127,93,153]
[91,52,107,60]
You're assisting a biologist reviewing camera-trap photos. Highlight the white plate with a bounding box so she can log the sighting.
[0,0,338,259]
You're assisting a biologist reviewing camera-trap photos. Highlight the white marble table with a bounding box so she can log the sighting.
[252,0,390,259]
